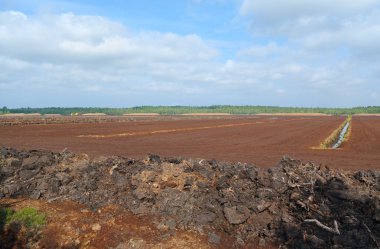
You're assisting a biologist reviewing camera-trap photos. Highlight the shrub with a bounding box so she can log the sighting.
[0,207,46,228]
[0,159,6,168]
[0,207,13,228]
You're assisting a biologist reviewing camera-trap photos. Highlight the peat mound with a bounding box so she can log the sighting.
[0,147,379,248]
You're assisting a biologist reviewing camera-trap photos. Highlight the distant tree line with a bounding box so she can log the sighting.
[1,105,380,115]
[0,106,9,114]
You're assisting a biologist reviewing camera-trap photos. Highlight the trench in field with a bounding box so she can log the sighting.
[332,121,350,149]
[315,116,351,149]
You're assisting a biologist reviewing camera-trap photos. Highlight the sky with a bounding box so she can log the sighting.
[0,0,379,108]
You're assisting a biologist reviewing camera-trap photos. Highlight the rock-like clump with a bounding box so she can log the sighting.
[0,147,379,248]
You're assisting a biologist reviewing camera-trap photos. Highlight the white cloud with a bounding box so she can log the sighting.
[236,42,295,62]
[0,11,218,64]
[239,0,380,53]
[240,0,379,20]
[0,11,219,93]
[235,1,380,103]
[0,9,379,107]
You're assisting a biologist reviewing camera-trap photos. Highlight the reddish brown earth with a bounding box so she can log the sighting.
[2,115,378,169]
[0,198,217,249]
[1,123,379,249]
[342,116,380,168]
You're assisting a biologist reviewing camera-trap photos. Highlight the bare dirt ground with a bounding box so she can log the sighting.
[1,115,380,248]
[1,115,379,170]
[256,113,330,116]
[0,198,215,249]
[0,114,253,125]
[1,115,369,169]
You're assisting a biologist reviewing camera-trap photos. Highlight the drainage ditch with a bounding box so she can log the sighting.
[332,120,350,149]
[318,116,352,149]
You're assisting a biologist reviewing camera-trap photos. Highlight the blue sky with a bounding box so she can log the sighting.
[0,0,380,108]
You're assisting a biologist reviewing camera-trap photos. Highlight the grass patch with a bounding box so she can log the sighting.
[0,207,46,229]
[0,207,14,228]
[319,115,352,149]
[0,159,6,168]
[0,207,46,247]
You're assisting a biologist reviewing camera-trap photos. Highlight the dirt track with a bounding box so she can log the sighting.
[0,115,379,169]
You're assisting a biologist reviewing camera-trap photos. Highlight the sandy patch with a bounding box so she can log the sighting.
[0,113,41,117]
[181,113,231,116]
[123,113,160,116]
[256,113,330,116]
[82,113,107,116]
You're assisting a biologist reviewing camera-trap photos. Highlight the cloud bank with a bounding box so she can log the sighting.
[0,1,379,107]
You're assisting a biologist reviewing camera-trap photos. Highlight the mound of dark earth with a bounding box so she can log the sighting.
[1,147,379,248]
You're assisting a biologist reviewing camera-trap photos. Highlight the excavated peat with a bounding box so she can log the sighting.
[1,116,356,169]
[1,148,380,248]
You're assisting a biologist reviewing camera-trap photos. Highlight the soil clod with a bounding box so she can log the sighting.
[1,147,379,248]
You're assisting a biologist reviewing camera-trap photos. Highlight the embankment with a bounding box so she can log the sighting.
[1,148,379,248]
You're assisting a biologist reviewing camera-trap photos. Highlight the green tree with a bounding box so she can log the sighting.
[1,106,8,114]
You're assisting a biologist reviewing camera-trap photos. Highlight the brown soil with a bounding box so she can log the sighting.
[342,116,380,167]
[1,148,379,248]
[0,198,216,249]
[0,114,249,125]
[0,115,379,170]
[180,113,231,116]
[256,113,330,116]
[2,115,379,249]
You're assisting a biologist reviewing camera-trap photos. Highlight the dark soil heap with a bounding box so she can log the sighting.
[1,148,379,248]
